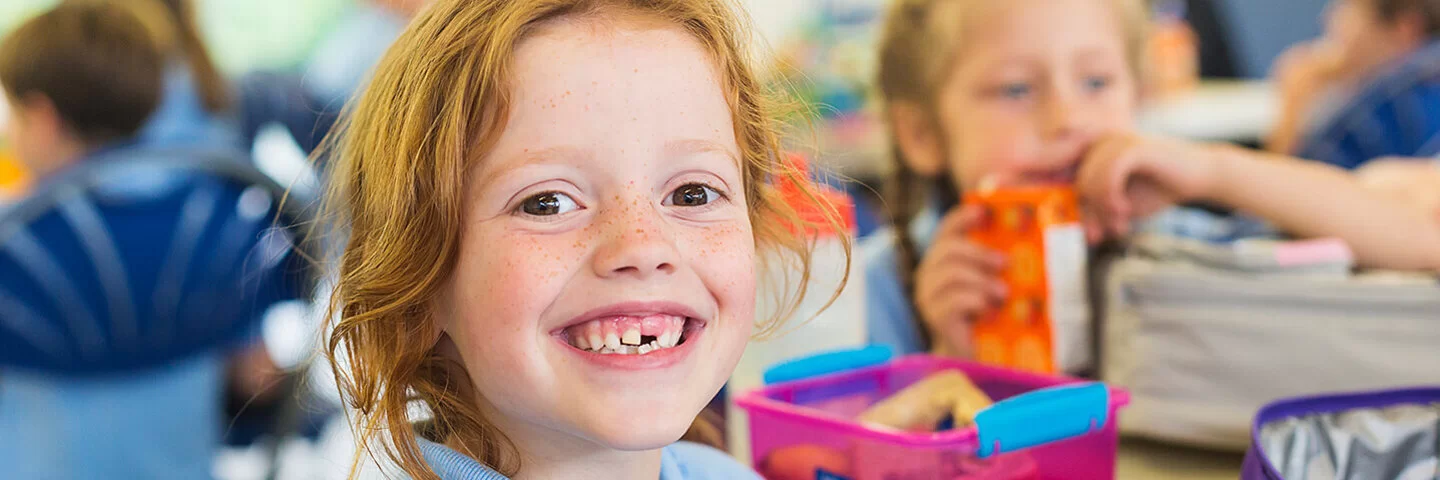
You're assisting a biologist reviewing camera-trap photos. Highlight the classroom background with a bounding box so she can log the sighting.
[3,0,1437,479]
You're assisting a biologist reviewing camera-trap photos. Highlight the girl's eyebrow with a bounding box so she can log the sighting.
[477,145,593,192]
[665,138,741,165]
[475,139,736,193]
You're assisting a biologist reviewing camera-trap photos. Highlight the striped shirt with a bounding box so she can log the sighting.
[1299,41,1440,170]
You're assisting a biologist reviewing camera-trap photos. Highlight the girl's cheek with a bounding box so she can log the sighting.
[477,230,588,308]
[684,221,755,286]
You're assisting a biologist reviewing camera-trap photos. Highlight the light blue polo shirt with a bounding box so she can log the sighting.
[418,438,760,480]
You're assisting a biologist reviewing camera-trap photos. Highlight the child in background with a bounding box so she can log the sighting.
[0,3,197,479]
[864,0,1149,358]
[865,0,1440,361]
[0,1,164,181]
[320,0,841,478]
[1269,0,1440,168]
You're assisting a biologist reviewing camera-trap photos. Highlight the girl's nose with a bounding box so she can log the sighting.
[590,202,679,280]
[1043,89,1084,140]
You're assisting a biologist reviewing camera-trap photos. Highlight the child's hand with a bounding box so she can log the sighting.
[1273,41,1345,104]
[1268,41,1347,153]
[913,205,1007,358]
[1076,133,1221,242]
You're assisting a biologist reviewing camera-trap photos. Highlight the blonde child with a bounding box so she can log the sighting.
[865,0,1440,361]
[864,0,1148,358]
[320,0,841,478]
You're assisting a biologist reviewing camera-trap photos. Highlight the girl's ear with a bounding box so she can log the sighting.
[17,93,66,143]
[888,101,947,177]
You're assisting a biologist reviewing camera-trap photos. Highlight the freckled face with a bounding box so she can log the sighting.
[435,19,755,453]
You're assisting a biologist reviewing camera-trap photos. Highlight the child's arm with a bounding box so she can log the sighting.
[1078,134,1440,270]
[1355,159,1440,220]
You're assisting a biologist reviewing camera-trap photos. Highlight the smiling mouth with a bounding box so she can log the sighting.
[560,315,702,355]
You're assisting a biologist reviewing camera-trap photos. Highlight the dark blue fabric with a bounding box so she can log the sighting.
[237,72,340,156]
[1298,41,1440,170]
[0,146,310,374]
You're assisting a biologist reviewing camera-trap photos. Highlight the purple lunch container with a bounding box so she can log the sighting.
[1242,387,1440,480]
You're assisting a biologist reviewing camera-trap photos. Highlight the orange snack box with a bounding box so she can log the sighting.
[963,186,1088,374]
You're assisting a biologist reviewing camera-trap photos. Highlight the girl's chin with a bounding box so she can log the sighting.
[560,390,717,451]
[576,418,696,452]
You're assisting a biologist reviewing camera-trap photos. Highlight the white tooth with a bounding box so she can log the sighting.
[588,332,604,351]
[604,333,621,350]
[660,331,677,348]
[621,345,637,355]
[638,344,653,354]
[573,335,590,350]
[622,328,641,346]
[648,340,661,350]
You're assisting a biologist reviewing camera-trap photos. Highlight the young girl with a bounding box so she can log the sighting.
[864,0,1149,359]
[865,0,1440,360]
[320,0,840,478]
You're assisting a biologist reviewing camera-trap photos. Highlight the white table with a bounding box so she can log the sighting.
[1137,81,1279,143]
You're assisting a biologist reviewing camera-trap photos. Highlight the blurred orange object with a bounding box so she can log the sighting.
[0,149,29,201]
[1147,19,1199,99]
[963,186,1087,374]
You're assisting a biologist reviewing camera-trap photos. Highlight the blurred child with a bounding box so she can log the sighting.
[1269,0,1440,168]
[865,0,1149,357]
[320,0,841,478]
[0,3,195,479]
[865,0,1440,361]
[0,1,164,181]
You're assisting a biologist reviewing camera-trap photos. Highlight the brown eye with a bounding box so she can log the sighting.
[520,192,577,216]
[668,183,717,207]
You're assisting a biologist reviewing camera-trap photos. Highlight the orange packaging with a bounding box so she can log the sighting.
[0,148,29,201]
[963,186,1088,374]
